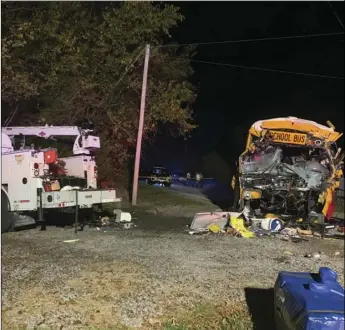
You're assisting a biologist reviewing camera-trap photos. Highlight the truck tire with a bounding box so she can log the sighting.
[1,190,14,233]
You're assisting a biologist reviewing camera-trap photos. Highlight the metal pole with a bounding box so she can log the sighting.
[132,44,150,205]
[75,190,79,234]
[38,188,46,231]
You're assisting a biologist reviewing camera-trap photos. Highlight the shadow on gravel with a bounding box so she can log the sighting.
[44,212,92,228]
[244,287,276,330]
[13,209,191,233]
[127,209,190,231]
[202,183,233,210]
[38,210,109,229]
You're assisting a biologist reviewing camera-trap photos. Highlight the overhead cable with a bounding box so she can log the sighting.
[155,32,344,48]
[188,59,345,80]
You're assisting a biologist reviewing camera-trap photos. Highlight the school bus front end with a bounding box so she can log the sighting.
[232,117,343,220]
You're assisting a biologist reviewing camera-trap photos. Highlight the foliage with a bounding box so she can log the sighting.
[1,2,197,183]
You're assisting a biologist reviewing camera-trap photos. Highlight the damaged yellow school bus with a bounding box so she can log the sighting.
[232,117,344,220]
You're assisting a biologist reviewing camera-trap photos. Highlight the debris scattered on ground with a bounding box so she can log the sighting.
[304,251,323,259]
[189,207,344,244]
[122,222,135,229]
[226,227,242,237]
[312,252,322,258]
[188,228,209,235]
[281,228,298,236]
[100,216,111,226]
[229,216,255,238]
[260,217,283,231]
[207,223,223,233]
[297,228,313,236]
[63,239,79,243]
[338,226,345,233]
[92,210,135,232]
[114,209,132,223]
[189,211,255,237]
[189,211,229,233]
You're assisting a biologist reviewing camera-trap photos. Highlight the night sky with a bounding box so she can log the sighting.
[143,2,344,177]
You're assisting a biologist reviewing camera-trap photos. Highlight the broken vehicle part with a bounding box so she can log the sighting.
[190,212,230,231]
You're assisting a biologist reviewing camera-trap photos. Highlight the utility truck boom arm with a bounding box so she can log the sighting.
[2,125,91,138]
[2,125,100,155]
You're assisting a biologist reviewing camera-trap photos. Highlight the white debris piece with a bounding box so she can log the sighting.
[113,209,132,223]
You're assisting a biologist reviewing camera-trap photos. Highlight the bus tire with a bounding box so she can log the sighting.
[1,190,15,233]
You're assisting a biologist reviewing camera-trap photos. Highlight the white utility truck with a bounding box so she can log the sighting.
[1,123,122,233]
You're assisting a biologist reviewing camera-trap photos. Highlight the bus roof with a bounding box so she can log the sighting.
[249,117,342,142]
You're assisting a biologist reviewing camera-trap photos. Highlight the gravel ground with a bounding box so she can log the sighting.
[2,212,344,330]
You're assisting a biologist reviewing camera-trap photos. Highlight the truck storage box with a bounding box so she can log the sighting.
[274,267,344,330]
[59,176,87,189]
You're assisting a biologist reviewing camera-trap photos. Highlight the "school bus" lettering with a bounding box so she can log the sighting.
[270,131,307,145]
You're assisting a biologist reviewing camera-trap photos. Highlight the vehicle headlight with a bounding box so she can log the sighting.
[242,189,262,200]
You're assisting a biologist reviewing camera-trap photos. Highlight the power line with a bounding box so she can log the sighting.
[112,47,145,90]
[104,46,145,105]
[187,59,344,80]
[328,2,344,30]
[156,32,344,48]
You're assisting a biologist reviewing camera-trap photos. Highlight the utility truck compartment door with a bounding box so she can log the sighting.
[40,189,120,208]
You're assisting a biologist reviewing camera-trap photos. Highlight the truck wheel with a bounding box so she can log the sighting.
[1,190,14,233]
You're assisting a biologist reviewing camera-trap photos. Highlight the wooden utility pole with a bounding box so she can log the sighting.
[132,44,150,205]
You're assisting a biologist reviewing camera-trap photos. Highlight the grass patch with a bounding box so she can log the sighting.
[136,183,212,206]
[117,183,218,218]
[159,301,253,330]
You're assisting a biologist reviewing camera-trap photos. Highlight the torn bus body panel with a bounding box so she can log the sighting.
[234,117,343,221]
[190,212,230,231]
